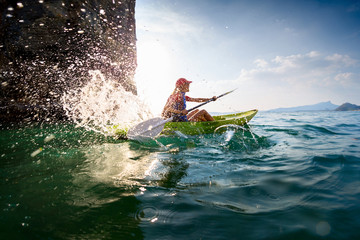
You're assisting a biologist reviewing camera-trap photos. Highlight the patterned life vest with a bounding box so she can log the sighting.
[162,92,189,122]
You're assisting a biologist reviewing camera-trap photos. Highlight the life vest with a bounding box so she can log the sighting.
[162,92,189,122]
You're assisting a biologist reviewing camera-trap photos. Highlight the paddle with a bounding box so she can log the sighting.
[127,89,236,139]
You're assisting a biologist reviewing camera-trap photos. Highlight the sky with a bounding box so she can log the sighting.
[134,0,360,114]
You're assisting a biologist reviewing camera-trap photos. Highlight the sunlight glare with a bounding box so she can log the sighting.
[135,41,176,115]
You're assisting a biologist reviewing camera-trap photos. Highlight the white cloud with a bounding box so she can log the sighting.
[306,51,321,58]
[254,59,268,68]
[237,51,359,88]
[325,53,357,66]
[334,72,354,86]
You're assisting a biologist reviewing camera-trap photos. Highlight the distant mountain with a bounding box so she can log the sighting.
[267,101,339,112]
[335,103,360,111]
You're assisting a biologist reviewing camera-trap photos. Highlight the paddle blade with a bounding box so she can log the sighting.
[127,117,171,140]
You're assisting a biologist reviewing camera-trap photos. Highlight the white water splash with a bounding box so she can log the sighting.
[62,70,153,134]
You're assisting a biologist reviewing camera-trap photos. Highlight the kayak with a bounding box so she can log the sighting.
[112,109,258,138]
[161,109,258,135]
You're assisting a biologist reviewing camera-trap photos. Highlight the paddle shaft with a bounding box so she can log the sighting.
[186,89,235,113]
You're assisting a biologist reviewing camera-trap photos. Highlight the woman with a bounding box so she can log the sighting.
[161,78,217,122]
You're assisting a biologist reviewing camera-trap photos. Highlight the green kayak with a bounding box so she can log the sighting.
[112,109,258,138]
[161,109,258,135]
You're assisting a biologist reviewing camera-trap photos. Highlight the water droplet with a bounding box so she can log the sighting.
[44,134,55,143]
[31,147,43,157]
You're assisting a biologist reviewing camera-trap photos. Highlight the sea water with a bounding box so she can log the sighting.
[1,111,360,239]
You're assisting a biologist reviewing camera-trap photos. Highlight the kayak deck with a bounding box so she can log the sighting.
[112,109,258,138]
[161,109,258,135]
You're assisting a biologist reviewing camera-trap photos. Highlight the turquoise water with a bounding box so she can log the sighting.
[1,111,360,239]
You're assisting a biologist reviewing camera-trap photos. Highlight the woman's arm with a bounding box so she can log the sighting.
[187,96,217,103]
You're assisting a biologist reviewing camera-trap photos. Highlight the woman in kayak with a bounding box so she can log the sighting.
[162,78,217,122]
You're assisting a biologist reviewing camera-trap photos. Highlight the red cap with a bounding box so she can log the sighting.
[176,78,192,88]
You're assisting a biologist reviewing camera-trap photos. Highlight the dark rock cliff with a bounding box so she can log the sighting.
[0,0,137,123]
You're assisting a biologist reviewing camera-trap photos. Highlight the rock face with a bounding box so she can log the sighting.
[0,0,137,123]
